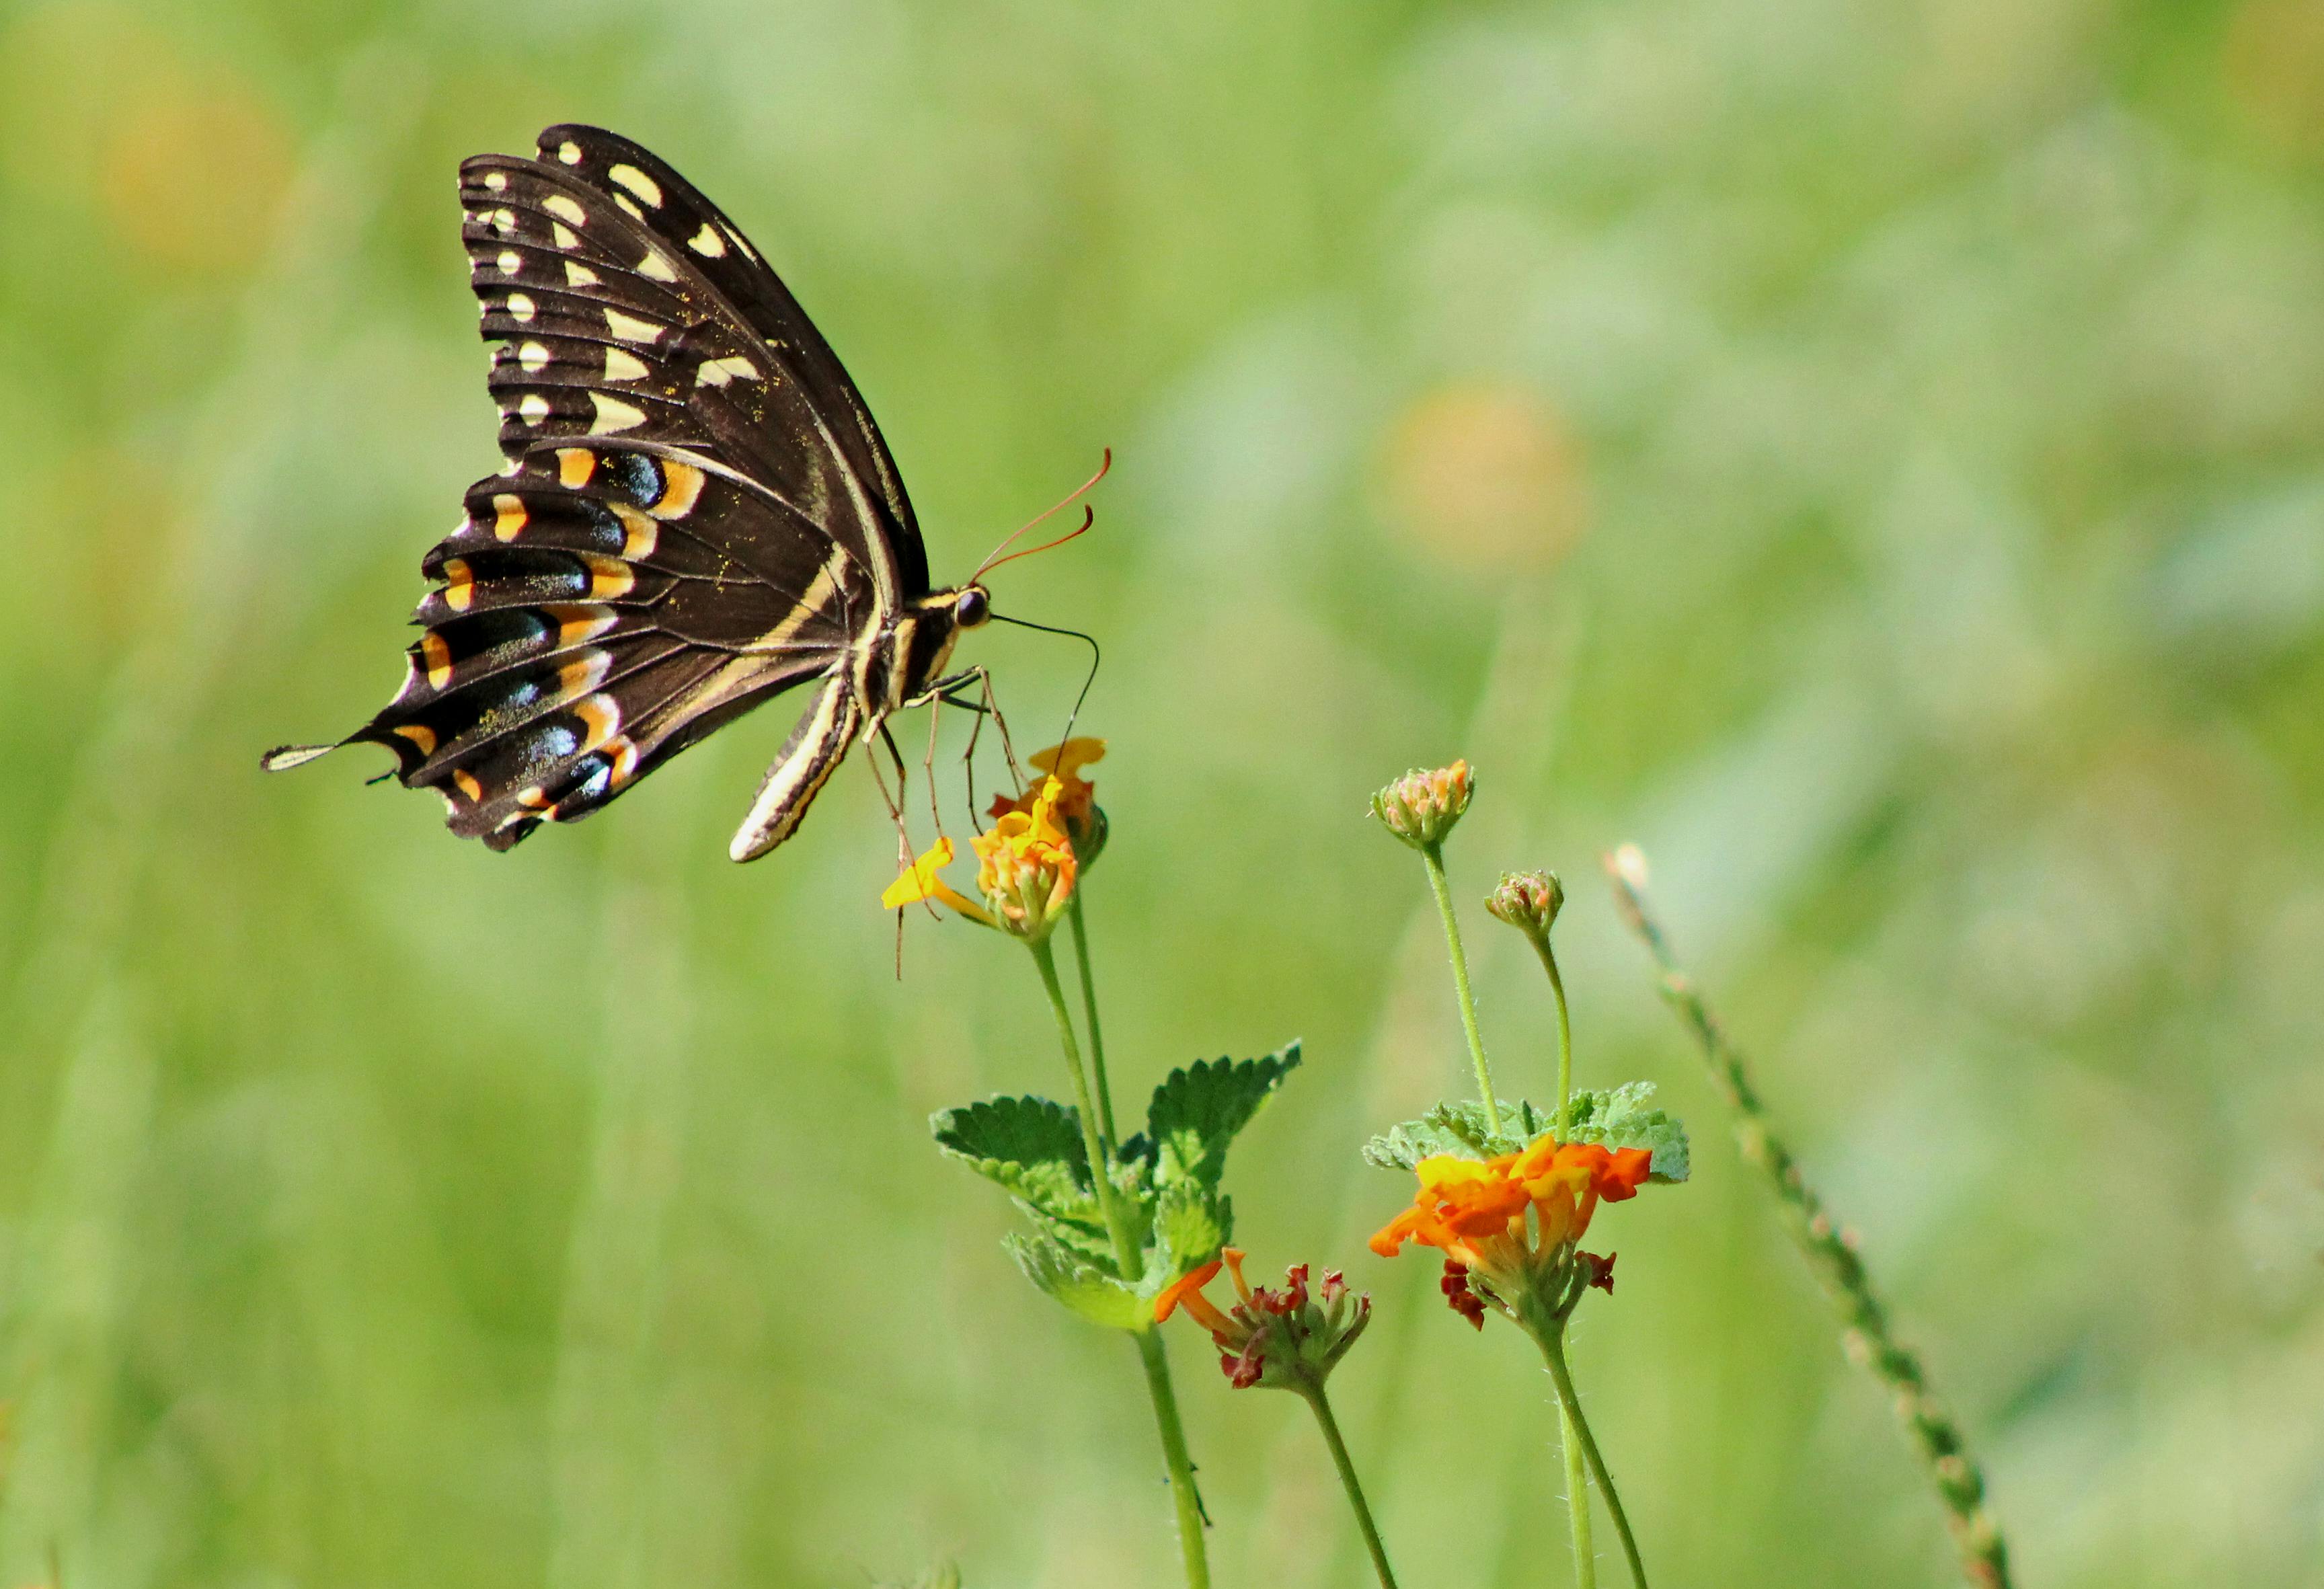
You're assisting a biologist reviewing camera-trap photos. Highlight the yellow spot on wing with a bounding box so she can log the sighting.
[496,248,520,274]
[441,557,475,611]
[607,735,640,785]
[611,503,658,559]
[393,722,438,755]
[518,341,550,371]
[518,393,551,424]
[602,307,661,344]
[687,222,726,258]
[421,631,453,689]
[652,460,705,519]
[613,194,644,221]
[694,354,760,388]
[453,769,484,802]
[609,164,663,207]
[603,346,649,383]
[545,604,617,646]
[637,249,679,283]
[558,649,613,695]
[557,141,582,165]
[506,292,536,323]
[492,494,528,541]
[588,393,646,435]
[573,693,623,751]
[483,171,508,192]
[543,194,587,227]
[557,448,596,486]
[582,554,635,599]
[551,222,578,250]
[565,260,600,287]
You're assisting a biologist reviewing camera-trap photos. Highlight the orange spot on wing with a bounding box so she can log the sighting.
[557,448,596,487]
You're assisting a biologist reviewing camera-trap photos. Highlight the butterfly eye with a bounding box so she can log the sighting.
[955,586,991,628]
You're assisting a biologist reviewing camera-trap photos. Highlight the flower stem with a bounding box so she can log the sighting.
[1299,1384,1399,1589]
[1029,936,1139,1273]
[1029,937,1210,1589]
[1064,894,1118,1152]
[1538,1327,1648,1589]
[1420,841,1500,1135]
[1135,1327,1214,1589]
[1605,855,2012,1589]
[1560,1396,1596,1589]
[1526,933,1575,1132]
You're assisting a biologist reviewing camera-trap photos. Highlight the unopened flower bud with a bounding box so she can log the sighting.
[1485,869,1564,937]
[1370,760,1474,849]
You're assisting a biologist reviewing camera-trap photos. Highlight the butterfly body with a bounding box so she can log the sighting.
[264,126,989,860]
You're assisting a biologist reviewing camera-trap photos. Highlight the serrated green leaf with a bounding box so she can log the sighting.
[1004,1231,1147,1330]
[932,1095,1115,1253]
[1140,1042,1302,1189]
[1563,1081,1691,1182]
[931,1094,1090,1204]
[1146,1179,1231,1290]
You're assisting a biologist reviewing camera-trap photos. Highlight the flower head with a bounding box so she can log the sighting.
[991,738,1108,867]
[1370,1131,1652,1326]
[1154,1248,1372,1391]
[1486,869,1565,937]
[1370,760,1475,850]
[970,780,1079,940]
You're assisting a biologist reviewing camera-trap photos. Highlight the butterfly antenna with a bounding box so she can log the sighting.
[972,449,1112,582]
[990,613,1102,744]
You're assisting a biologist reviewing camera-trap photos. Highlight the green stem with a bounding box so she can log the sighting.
[1606,859,2012,1589]
[1299,1384,1399,1589]
[1064,894,1118,1152]
[1538,1327,1648,1589]
[1135,1328,1213,1589]
[1421,842,1500,1134]
[1030,938,1210,1589]
[1527,933,1575,1132]
[1029,937,1139,1274]
[1561,1397,1596,1589]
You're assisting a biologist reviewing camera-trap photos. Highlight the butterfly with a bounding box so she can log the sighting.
[264,124,1075,861]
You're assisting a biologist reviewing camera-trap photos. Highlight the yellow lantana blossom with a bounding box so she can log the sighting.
[881,836,995,925]
[1370,1136,1651,1270]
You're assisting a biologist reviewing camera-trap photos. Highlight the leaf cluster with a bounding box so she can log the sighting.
[931,1044,1301,1329]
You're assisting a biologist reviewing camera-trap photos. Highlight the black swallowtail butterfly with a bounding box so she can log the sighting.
[264,124,1016,861]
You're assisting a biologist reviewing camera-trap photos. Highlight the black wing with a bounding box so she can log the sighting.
[263,133,894,854]
[535,122,929,605]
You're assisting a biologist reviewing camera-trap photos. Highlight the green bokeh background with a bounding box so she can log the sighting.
[3,1,2321,1584]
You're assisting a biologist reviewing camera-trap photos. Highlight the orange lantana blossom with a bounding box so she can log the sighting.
[884,742,1102,941]
[1370,1133,1652,1328]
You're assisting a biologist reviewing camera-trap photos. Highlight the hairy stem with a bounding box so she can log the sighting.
[1135,1327,1213,1589]
[1538,1327,1648,1589]
[1605,855,2011,1589]
[1300,1384,1399,1589]
[1561,1393,1596,1589]
[1030,937,1211,1589]
[1065,894,1118,1152]
[1526,932,1576,1132]
[1421,842,1500,1135]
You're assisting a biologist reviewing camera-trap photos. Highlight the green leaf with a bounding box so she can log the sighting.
[931,1094,1089,1204]
[1004,1231,1148,1331]
[1563,1081,1691,1183]
[1146,1179,1231,1290]
[931,1095,1114,1254]
[1139,1042,1302,1190]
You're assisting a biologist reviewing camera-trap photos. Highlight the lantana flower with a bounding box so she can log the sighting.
[1154,1248,1372,1391]
[992,738,1108,866]
[883,780,1080,940]
[1370,1132,1652,1328]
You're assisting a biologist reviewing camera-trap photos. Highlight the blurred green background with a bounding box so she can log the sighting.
[4,0,2322,1584]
